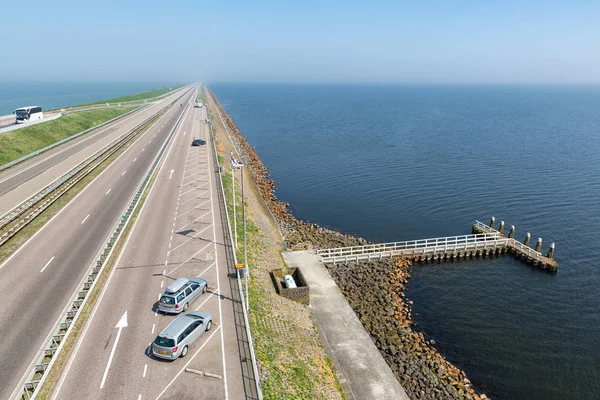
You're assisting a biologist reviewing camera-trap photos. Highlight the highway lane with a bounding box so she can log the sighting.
[0,88,197,400]
[52,103,246,399]
[0,86,191,216]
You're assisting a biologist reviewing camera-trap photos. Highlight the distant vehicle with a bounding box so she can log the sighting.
[152,311,213,360]
[192,138,205,146]
[195,101,203,108]
[157,277,208,314]
[14,106,43,123]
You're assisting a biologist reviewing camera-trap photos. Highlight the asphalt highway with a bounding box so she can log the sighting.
[0,86,191,216]
[0,88,196,400]
[50,102,245,399]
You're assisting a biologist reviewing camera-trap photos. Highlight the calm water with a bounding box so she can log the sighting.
[0,82,173,116]
[211,83,600,400]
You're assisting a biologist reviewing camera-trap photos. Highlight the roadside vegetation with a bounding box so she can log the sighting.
[211,102,346,400]
[84,84,186,105]
[0,107,135,165]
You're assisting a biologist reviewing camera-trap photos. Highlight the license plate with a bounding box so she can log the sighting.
[159,351,168,355]
[162,304,173,308]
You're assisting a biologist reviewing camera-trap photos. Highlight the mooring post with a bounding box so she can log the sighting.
[490,216,495,229]
[547,242,555,259]
[524,233,531,247]
[508,225,515,238]
[535,238,543,253]
[499,221,505,235]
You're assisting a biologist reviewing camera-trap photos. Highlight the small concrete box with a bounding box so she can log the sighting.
[271,267,309,306]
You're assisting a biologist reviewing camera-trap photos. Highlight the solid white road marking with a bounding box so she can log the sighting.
[138,395,142,400]
[100,311,128,389]
[81,214,90,224]
[160,280,164,288]
[40,256,55,273]
[143,364,148,378]
[134,158,137,162]
[154,326,221,400]
[142,148,145,152]
[122,170,126,176]
[105,188,112,195]
[195,287,217,310]
[167,242,211,275]
[152,324,156,334]
[158,293,161,301]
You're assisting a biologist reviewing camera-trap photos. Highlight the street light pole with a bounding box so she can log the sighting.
[231,153,238,249]
[241,164,249,310]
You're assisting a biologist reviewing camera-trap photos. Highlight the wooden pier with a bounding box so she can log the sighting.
[317,217,557,272]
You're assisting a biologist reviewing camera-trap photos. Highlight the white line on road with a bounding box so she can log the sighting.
[81,214,90,224]
[197,260,216,277]
[142,148,145,152]
[158,293,161,301]
[100,311,128,389]
[134,158,137,162]
[154,326,221,400]
[169,169,175,179]
[122,170,127,176]
[167,242,212,275]
[143,364,148,378]
[152,324,156,334]
[40,256,55,273]
[138,395,142,400]
[160,280,164,288]
[105,188,112,195]
[195,287,217,310]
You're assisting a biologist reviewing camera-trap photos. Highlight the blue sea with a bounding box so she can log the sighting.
[0,82,175,116]
[211,83,600,400]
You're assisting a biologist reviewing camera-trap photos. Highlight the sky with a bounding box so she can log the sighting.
[2,0,600,84]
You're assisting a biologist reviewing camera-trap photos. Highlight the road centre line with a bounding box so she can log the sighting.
[81,214,90,224]
[154,326,221,400]
[40,256,55,273]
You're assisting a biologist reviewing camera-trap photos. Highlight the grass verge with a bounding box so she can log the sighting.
[83,84,186,105]
[35,163,161,400]
[0,107,136,165]
[215,134,346,399]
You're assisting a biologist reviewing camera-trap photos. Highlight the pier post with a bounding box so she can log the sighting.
[489,216,495,229]
[547,242,555,259]
[499,221,505,235]
[508,225,515,238]
[535,238,542,253]
[524,233,531,247]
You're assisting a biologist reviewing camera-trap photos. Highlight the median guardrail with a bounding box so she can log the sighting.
[0,89,192,248]
[12,96,192,400]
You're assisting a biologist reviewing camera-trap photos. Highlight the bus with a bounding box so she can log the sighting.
[14,106,43,123]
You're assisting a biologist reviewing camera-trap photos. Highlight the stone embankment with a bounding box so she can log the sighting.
[207,87,490,400]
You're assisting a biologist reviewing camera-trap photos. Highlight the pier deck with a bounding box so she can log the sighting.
[317,218,558,271]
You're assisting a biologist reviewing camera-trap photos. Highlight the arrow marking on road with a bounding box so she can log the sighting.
[169,169,175,180]
[100,311,128,389]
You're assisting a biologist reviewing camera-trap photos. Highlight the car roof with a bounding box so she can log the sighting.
[165,278,189,294]
[158,314,197,338]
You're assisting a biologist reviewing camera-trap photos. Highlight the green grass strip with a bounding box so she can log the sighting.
[0,107,135,165]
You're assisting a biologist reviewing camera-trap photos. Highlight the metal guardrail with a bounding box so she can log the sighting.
[317,233,510,263]
[0,89,193,247]
[208,105,263,400]
[13,96,191,400]
[0,106,144,172]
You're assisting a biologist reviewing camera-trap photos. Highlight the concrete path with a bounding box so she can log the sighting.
[283,250,410,400]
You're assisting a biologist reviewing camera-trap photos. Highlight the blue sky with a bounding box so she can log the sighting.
[2,0,600,83]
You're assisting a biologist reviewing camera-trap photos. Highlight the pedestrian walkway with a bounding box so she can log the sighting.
[282,250,410,400]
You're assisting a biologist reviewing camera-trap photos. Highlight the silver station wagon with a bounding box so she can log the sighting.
[158,277,208,314]
[152,311,213,360]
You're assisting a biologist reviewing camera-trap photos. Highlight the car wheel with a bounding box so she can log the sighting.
[202,285,207,294]
[206,320,212,331]
[183,302,189,312]
[180,345,188,358]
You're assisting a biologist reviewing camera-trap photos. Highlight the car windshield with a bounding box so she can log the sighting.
[154,336,175,347]
[16,110,28,117]
[160,295,175,304]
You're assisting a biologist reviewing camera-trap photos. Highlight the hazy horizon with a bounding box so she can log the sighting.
[2,0,599,84]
